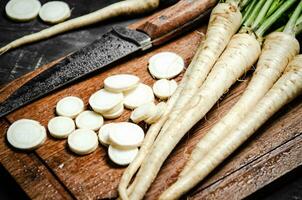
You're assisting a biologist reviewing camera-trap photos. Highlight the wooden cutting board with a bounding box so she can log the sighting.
[0,10,302,200]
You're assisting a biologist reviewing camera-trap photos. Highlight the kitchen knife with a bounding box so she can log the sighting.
[0,0,217,118]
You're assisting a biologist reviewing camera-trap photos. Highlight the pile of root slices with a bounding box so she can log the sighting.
[6,51,184,166]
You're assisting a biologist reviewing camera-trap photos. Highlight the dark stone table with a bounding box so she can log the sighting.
[0,0,301,199]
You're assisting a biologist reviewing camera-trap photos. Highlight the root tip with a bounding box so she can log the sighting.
[0,46,10,55]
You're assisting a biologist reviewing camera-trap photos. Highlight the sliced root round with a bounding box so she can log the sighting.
[75,110,104,131]
[108,145,138,166]
[130,102,156,123]
[102,103,124,119]
[7,119,46,150]
[109,122,144,148]
[5,0,41,22]
[68,129,98,155]
[48,116,75,139]
[39,1,71,24]
[145,102,166,124]
[89,89,123,113]
[104,74,140,93]
[124,83,154,109]
[148,52,184,79]
[153,79,178,100]
[56,96,84,118]
[98,123,116,146]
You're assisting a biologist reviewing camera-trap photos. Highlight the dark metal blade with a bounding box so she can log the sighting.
[0,27,151,118]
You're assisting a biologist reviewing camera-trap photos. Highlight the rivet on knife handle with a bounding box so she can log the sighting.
[137,0,217,45]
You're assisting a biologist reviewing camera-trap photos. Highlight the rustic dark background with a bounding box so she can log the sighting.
[0,0,301,199]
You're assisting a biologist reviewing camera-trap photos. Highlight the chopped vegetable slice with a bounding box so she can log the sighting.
[5,0,41,22]
[104,74,140,93]
[109,122,144,148]
[39,1,71,24]
[124,83,154,109]
[98,123,116,146]
[89,89,123,113]
[153,79,177,100]
[102,102,124,119]
[7,119,46,150]
[108,145,138,166]
[130,102,156,123]
[48,116,75,139]
[148,52,184,79]
[56,96,84,118]
[68,129,98,155]
[75,110,104,131]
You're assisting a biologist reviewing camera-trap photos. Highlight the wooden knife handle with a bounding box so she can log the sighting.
[137,0,217,45]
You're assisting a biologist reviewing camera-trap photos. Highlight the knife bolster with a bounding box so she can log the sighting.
[112,26,152,50]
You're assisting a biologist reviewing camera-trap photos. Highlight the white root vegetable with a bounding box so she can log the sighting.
[56,96,84,118]
[180,31,300,176]
[119,2,242,198]
[159,55,302,200]
[101,101,123,113]
[153,79,177,100]
[148,52,184,79]
[130,102,156,123]
[101,102,124,119]
[108,145,138,166]
[7,119,46,150]
[144,102,166,124]
[104,74,140,93]
[48,116,75,139]
[124,83,154,109]
[39,1,71,24]
[153,1,242,149]
[0,0,160,54]
[67,129,98,155]
[128,33,261,200]
[109,122,144,148]
[75,110,104,131]
[89,89,123,113]
[118,82,185,199]
[5,0,41,22]
[98,123,116,146]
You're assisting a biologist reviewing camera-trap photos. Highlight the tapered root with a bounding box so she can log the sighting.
[0,0,160,54]
[118,82,185,200]
[159,55,302,200]
[119,4,243,198]
[157,1,242,140]
[128,33,261,200]
[0,46,10,55]
[180,31,300,177]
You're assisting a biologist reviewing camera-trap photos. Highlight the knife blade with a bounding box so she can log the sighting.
[0,0,217,118]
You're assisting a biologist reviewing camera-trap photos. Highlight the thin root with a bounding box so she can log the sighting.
[0,46,10,55]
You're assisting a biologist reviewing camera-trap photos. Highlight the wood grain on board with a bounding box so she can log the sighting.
[1,11,302,200]
[0,119,73,200]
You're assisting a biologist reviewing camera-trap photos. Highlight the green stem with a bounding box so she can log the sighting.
[297,14,302,23]
[242,0,256,22]
[251,0,274,29]
[275,25,285,32]
[266,0,284,17]
[284,0,302,34]
[243,0,266,27]
[295,22,302,35]
[294,14,302,35]
[259,0,285,27]
[255,0,298,37]
[239,0,252,9]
